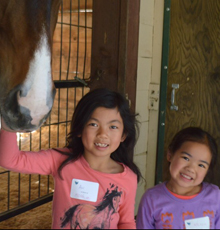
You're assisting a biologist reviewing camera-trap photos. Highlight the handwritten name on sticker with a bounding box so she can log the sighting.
[70,179,99,202]
[185,216,210,229]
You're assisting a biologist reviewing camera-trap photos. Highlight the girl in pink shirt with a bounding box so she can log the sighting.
[0,88,141,229]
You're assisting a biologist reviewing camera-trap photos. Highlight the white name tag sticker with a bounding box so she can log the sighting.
[185,216,210,229]
[70,179,99,202]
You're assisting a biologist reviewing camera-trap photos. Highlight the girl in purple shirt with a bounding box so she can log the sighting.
[136,127,220,229]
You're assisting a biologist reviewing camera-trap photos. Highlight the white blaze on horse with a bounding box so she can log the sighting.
[0,0,61,132]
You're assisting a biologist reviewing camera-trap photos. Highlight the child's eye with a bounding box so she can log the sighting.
[182,156,189,161]
[88,123,98,127]
[110,125,118,129]
[199,164,206,169]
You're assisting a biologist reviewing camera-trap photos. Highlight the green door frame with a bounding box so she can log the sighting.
[155,0,171,184]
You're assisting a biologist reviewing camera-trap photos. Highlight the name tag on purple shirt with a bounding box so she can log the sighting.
[185,216,210,229]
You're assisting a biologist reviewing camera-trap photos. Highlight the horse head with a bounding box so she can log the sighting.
[103,186,122,213]
[0,0,61,132]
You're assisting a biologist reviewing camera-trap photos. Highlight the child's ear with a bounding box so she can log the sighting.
[121,133,127,142]
[167,151,172,162]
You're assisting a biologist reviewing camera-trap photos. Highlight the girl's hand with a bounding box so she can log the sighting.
[0,115,15,132]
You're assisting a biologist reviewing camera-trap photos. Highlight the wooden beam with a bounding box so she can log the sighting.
[90,0,140,113]
[90,0,120,90]
[118,0,140,113]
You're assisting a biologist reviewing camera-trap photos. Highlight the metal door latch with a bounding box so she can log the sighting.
[170,84,179,111]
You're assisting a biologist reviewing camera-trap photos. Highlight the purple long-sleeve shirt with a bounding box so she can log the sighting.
[136,182,220,229]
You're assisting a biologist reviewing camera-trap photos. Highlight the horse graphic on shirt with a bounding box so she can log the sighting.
[60,186,122,229]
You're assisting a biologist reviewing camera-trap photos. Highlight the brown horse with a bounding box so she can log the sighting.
[61,187,122,229]
[0,0,61,132]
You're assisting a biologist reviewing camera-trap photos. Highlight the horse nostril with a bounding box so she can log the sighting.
[18,88,27,97]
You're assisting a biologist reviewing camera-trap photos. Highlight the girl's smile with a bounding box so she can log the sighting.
[95,143,109,148]
[166,141,212,196]
[180,173,193,181]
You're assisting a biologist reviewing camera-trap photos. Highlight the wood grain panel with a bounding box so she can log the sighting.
[163,0,220,185]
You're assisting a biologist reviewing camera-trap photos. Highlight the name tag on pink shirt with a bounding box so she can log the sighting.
[70,179,99,202]
[185,216,210,229]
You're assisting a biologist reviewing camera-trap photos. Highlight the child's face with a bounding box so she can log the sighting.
[167,141,212,192]
[80,107,126,160]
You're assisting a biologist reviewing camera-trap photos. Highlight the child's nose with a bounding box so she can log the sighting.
[97,127,108,137]
[186,163,196,173]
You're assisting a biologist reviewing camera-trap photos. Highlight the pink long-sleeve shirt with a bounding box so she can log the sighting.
[0,130,137,229]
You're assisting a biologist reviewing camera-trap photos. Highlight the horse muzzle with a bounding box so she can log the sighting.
[0,84,56,133]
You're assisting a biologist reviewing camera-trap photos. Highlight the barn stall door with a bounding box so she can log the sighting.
[157,0,220,185]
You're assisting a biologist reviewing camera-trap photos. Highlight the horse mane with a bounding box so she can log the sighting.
[95,187,122,213]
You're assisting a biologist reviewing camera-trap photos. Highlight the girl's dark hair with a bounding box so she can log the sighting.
[57,88,142,182]
[168,127,218,182]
